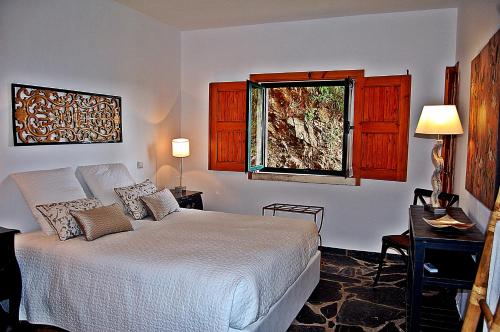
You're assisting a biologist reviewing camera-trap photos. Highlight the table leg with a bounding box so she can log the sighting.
[408,242,425,332]
[8,261,22,329]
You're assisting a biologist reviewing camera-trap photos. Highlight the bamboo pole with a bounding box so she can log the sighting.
[480,299,494,327]
[461,189,500,331]
[480,296,500,331]
[491,297,500,331]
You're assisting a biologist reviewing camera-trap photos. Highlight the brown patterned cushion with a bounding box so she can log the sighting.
[140,188,180,221]
[114,179,157,219]
[36,198,102,241]
[70,203,133,241]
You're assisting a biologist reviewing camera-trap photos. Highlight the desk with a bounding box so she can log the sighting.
[408,206,484,332]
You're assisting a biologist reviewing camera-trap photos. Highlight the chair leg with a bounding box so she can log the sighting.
[373,242,389,287]
[395,249,408,265]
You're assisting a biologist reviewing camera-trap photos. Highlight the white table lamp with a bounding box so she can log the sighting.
[416,105,463,213]
[172,138,190,193]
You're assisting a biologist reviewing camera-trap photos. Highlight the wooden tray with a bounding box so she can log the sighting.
[423,214,476,230]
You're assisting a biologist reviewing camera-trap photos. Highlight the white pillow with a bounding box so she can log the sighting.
[11,167,87,235]
[76,163,135,207]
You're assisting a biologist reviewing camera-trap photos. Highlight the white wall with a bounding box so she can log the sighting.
[454,0,500,230]
[0,0,181,231]
[181,9,457,252]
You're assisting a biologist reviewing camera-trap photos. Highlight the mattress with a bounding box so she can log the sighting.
[15,209,318,332]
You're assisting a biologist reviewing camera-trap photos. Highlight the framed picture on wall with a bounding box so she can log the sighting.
[465,29,500,210]
[12,84,122,146]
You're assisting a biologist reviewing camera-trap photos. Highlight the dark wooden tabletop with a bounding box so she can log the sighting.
[0,226,19,236]
[169,189,203,200]
[410,206,484,244]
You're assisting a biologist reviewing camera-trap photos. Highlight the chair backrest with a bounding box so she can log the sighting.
[413,188,459,207]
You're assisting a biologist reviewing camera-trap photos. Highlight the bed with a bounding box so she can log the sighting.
[9,164,320,331]
[15,209,320,332]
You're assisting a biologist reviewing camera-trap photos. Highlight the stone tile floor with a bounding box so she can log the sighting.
[288,249,460,332]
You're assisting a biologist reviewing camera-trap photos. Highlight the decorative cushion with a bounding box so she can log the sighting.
[36,198,102,241]
[141,188,180,221]
[76,163,135,207]
[11,167,87,235]
[70,203,133,241]
[114,179,157,219]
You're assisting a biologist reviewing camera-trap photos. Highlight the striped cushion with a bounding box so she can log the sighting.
[141,188,180,221]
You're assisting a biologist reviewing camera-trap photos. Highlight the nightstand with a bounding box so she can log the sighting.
[170,190,203,210]
[0,227,21,328]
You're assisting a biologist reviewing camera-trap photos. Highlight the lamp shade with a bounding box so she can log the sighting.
[172,138,190,157]
[415,105,464,135]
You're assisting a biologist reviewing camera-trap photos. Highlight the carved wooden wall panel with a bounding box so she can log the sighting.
[12,84,122,145]
[465,29,500,209]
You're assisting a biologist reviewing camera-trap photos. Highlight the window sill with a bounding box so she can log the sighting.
[248,172,359,186]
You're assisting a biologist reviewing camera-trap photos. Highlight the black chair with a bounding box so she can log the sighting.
[372,188,459,287]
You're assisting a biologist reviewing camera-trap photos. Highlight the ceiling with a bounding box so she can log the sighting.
[114,0,459,31]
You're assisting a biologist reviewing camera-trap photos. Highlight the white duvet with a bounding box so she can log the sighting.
[15,209,318,332]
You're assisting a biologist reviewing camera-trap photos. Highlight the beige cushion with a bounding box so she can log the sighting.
[11,167,87,235]
[71,203,133,241]
[114,179,157,219]
[141,188,180,221]
[36,198,102,241]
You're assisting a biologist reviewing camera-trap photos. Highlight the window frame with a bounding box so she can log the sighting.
[246,79,352,177]
[245,80,266,172]
[249,70,365,180]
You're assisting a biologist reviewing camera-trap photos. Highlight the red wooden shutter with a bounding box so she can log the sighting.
[208,82,247,171]
[441,63,459,194]
[353,75,411,181]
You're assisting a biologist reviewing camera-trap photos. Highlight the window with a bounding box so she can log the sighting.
[208,70,411,183]
[246,80,353,176]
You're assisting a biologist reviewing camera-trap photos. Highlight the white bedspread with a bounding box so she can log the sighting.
[15,209,318,332]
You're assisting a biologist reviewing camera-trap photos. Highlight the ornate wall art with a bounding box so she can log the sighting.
[465,29,500,209]
[12,84,122,146]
